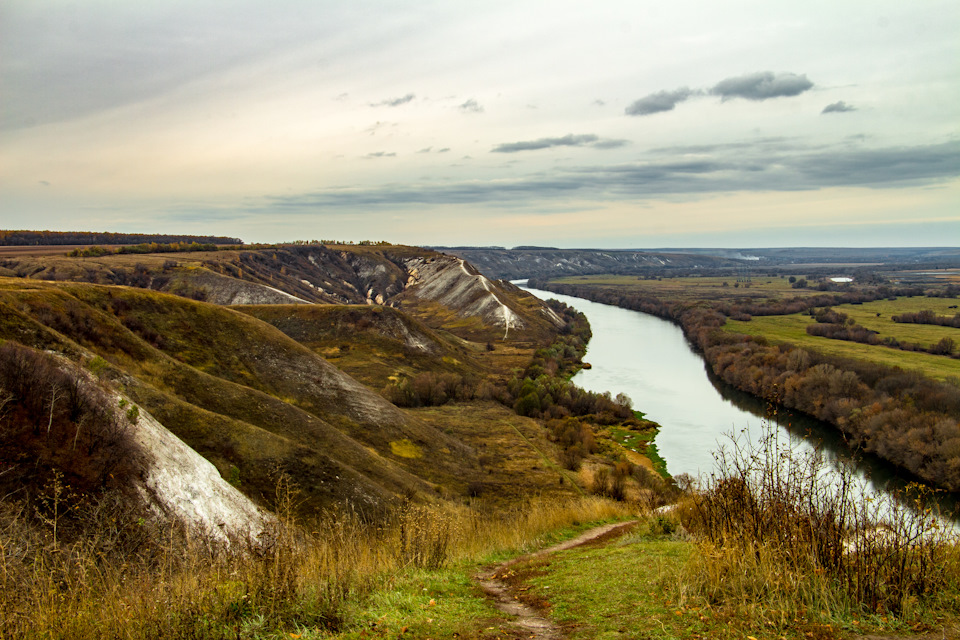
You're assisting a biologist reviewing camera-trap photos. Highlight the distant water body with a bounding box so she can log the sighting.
[518,282,959,522]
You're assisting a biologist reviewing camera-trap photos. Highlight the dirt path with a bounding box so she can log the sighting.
[474,520,638,640]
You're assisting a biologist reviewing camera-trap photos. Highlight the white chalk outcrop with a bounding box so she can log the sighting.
[122,394,273,545]
[403,256,525,338]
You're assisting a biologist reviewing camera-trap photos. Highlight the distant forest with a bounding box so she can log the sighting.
[0,230,243,246]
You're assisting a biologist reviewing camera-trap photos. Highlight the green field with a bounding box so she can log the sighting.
[724,296,960,381]
[553,273,824,302]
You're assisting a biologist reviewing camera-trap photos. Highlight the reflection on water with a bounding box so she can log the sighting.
[520,283,959,522]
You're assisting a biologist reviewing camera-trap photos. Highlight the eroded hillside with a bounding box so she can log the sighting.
[0,243,561,342]
[0,241,585,530]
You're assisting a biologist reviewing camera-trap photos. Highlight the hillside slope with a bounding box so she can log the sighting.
[1,243,562,342]
[438,247,744,280]
[0,342,272,544]
[0,280,493,513]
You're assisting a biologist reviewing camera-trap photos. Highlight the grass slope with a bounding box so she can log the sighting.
[236,303,483,389]
[0,278,508,512]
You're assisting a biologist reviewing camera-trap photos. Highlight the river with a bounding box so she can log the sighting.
[520,283,959,521]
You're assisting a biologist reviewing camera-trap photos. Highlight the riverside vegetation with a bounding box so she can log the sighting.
[530,273,960,494]
[1,239,959,638]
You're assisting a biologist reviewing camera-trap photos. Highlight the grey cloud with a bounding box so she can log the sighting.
[591,138,631,150]
[417,147,433,153]
[371,93,415,107]
[459,99,484,113]
[265,140,960,209]
[593,99,606,106]
[822,101,856,114]
[437,148,450,153]
[493,134,599,153]
[492,134,627,153]
[711,71,813,101]
[625,88,695,116]
[364,151,396,158]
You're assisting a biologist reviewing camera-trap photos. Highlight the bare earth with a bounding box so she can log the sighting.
[474,520,638,640]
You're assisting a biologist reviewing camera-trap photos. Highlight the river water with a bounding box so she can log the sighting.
[520,283,959,521]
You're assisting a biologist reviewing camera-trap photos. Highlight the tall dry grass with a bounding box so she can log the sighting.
[676,424,960,622]
[0,480,629,639]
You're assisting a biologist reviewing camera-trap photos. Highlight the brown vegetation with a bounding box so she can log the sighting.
[682,427,958,617]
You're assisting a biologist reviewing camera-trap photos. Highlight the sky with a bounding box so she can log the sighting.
[1,0,958,248]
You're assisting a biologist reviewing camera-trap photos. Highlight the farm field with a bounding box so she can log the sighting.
[725,296,960,381]
[553,273,818,302]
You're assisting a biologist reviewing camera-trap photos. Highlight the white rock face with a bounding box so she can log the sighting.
[404,256,525,338]
[123,395,273,545]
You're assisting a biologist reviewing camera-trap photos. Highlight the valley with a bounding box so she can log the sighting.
[0,237,958,639]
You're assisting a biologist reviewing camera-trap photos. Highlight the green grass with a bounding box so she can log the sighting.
[724,306,960,381]
[502,520,959,640]
[553,274,821,302]
[513,531,702,639]
[327,565,503,640]
[827,297,960,347]
[605,423,670,479]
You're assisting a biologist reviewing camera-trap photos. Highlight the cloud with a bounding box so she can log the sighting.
[591,138,631,150]
[822,100,856,114]
[364,151,396,158]
[364,121,396,135]
[711,71,813,101]
[417,147,433,153]
[625,88,695,116]
[459,99,484,113]
[371,93,415,107]
[265,141,960,209]
[492,134,627,153]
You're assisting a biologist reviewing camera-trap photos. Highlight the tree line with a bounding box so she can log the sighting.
[68,241,223,257]
[893,309,960,329]
[0,230,242,246]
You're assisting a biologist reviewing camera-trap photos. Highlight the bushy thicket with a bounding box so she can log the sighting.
[68,242,220,257]
[684,428,957,617]
[0,342,148,552]
[894,309,960,329]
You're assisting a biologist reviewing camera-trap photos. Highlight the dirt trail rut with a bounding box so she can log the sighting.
[474,520,638,640]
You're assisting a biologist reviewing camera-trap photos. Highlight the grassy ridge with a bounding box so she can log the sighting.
[236,303,484,389]
[0,278,517,512]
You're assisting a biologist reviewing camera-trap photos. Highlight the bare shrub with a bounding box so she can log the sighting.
[685,425,957,615]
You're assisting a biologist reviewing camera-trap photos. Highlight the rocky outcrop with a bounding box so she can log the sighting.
[124,392,273,545]
[403,256,526,337]
[184,270,311,305]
